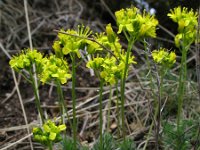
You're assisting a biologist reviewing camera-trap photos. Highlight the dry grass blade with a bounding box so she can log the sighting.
[0,134,33,150]
[24,0,42,127]
[0,43,33,150]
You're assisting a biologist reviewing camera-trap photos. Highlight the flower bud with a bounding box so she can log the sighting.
[106,23,116,43]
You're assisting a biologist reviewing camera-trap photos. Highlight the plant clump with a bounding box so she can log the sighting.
[32,120,66,147]
[7,5,199,150]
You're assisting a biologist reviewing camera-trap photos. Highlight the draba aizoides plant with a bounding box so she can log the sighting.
[32,120,66,150]
[9,49,45,123]
[152,48,176,149]
[53,25,92,149]
[168,6,198,133]
[40,54,72,129]
[167,6,198,150]
[9,49,71,149]
[115,6,158,140]
[8,4,199,150]
[86,23,137,149]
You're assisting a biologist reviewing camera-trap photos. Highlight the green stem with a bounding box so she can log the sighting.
[56,81,72,128]
[56,81,64,123]
[123,30,130,42]
[120,38,135,139]
[29,70,44,124]
[177,47,187,130]
[107,85,112,132]
[48,142,53,150]
[71,53,77,150]
[99,79,104,150]
[20,72,32,83]
[56,80,72,146]
[115,80,121,137]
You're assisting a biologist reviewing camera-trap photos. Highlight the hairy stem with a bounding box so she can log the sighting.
[29,70,44,124]
[48,142,53,150]
[56,81,65,123]
[120,38,135,139]
[107,85,112,132]
[177,46,187,130]
[115,80,121,137]
[56,81,72,128]
[99,79,104,150]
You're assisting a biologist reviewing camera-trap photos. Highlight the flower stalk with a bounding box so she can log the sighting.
[120,38,135,139]
[99,79,104,150]
[107,85,112,132]
[71,52,77,149]
[168,7,198,135]
[29,70,44,124]
[177,45,187,130]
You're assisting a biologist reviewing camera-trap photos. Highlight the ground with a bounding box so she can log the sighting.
[0,0,199,149]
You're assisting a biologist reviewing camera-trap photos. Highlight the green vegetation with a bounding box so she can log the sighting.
[8,6,199,150]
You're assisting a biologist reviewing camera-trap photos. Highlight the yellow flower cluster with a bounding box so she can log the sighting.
[40,55,71,84]
[87,54,136,85]
[168,7,198,48]
[87,30,122,57]
[152,48,176,68]
[9,49,44,73]
[53,29,82,58]
[86,21,138,85]
[9,49,71,85]
[115,7,158,39]
[33,120,66,146]
[53,25,92,58]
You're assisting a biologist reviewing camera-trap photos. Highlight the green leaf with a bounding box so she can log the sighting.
[92,132,116,150]
[119,138,136,150]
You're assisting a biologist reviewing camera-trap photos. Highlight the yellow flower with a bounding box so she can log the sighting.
[40,55,71,84]
[86,57,104,69]
[52,41,63,58]
[168,7,198,48]
[106,23,116,43]
[32,120,66,146]
[115,7,158,39]
[152,48,176,67]
[168,51,176,64]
